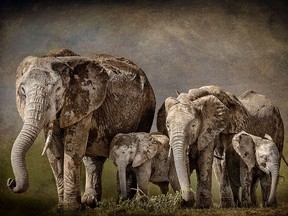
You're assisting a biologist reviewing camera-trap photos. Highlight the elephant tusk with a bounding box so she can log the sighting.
[168,146,172,158]
[41,122,53,156]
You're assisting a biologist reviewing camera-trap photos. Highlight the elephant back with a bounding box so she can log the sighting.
[239,91,284,154]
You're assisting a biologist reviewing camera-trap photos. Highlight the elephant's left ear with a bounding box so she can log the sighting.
[132,134,158,167]
[232,131,256,172]
[195,95,229,150]
[60,58,109,128]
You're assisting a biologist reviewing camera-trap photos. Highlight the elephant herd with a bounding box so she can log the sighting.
[7,49,285,210]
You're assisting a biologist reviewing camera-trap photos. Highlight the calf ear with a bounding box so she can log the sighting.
[109,134,124,162]
[232,131,256,172]
[132,134,158,168]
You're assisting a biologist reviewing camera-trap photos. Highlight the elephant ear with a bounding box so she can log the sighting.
[157,103,168,136]
[194,95,229,150]
[232,131,257,172]
[132,133,158,168]
[157,97,178,136]
[151,133,169,160]
[189,86,248,133]
[60,58,109,128]
[109,133,125,163]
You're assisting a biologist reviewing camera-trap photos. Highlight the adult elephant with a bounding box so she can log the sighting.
[157,85,284,208]
[7,48,156,209]
[214,90,284,207]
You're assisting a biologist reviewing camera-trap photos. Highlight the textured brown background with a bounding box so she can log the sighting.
[0,0,287,214]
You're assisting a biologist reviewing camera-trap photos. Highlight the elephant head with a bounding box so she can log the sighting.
[7,49,109,193]
[232,131,280,205]
[109,132,168,199]
[157,85,248,203]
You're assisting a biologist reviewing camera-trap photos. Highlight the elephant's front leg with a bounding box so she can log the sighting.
[82,156,106,208]
[136,160,152,200]
[240,160,252,207]
[63,114,92,209]
[219,161,235,207]
[196,143,214,208]
[45,129,64,208]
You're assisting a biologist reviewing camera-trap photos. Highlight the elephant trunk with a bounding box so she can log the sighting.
[7,88,45,193]
[267,163,279,205]
[118,164,128,200]
[170,133,192,203]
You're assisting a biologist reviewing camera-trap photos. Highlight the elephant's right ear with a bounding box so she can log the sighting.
[232,131,256,172]
[165,97,178,112]
[109,134,124,162]
[59,58,109,128]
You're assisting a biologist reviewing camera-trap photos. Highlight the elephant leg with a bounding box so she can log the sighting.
[46,135,64,208]
[240,161,252,208]
[231,184,240,207]
[136,160,152,200]
[219,161,235,208]
[251,177,259,207]
[63,114,92,209]
[156,182,169,195]
[82,156,106,208]
[195,143,214,208]
[260,174,276,207]
[126,167,137,199]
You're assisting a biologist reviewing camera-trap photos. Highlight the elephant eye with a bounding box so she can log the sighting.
[20,86,26,97]
[260,155,268,161]
[166,123,170,130]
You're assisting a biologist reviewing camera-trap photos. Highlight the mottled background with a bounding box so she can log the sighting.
[0,0,287,215]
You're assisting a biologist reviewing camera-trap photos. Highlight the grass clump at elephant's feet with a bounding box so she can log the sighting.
[97,191,183,215]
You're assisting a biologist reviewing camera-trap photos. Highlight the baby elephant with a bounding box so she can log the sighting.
[227,131,280,207]
[109,132,180,200]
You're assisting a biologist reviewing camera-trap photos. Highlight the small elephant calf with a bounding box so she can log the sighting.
[225,131,281,207]
[109,132,180,200]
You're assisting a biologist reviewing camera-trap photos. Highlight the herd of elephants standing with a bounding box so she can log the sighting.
[7,49,285,210]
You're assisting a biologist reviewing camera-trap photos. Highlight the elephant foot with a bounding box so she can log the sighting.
[196,198,213,209]
[63,201,84,211]
[180,199,194,208]
[220,198,235,208]
[263,201,277,208]
[81,188,98,208]
[241,200,251,208]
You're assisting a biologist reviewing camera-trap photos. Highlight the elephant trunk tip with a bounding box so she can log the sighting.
[7,178,28,194]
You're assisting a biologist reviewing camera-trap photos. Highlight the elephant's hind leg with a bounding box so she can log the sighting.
[82,156,106,208]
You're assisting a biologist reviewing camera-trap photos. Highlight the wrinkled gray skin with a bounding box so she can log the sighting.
[157,85,284,208]
[214,91,284,208]
[109,132,181,200]
[7,49,156,209]
[220,131,280,208]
